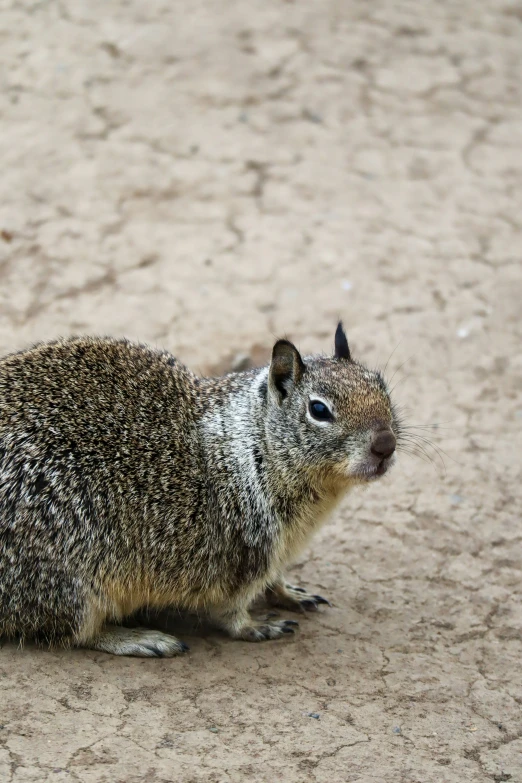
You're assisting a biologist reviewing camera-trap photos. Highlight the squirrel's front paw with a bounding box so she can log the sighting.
[266,581,331,613]
[238,618,299,642]
[213,607,298,642]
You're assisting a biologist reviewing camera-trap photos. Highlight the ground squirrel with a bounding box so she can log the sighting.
[0,323,399,657]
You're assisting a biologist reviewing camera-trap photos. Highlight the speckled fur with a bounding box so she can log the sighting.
[0,328,398,654]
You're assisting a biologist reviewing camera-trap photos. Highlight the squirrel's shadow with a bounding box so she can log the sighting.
[0,598,278,655]
[130,595,275,644]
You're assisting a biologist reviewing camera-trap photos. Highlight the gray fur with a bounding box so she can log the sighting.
[0,328,398,656]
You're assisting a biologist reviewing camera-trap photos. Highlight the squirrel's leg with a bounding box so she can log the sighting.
[74,602,189,657]
[265,577,331,613]
[212,603,299,642]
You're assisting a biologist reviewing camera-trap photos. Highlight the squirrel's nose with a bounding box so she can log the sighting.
[371,429,396,459]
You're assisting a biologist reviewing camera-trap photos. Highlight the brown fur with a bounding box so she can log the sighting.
[0,325,399,656]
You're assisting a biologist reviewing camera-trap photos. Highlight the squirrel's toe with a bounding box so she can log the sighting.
[239,619,299,642]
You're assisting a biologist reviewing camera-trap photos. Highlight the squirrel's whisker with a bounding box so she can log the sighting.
[382,340,403,377]
[386,353,416,387]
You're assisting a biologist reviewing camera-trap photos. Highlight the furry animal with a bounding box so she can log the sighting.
[0,323,398,656]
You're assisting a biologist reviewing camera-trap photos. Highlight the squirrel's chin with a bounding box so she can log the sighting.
[348,456,395,482]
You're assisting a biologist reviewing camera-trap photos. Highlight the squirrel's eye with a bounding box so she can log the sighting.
[309,400,333,422]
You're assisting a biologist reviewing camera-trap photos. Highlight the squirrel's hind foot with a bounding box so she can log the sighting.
[86,625,190,657]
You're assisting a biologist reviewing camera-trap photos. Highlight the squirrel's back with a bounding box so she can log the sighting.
[0,338,205,637]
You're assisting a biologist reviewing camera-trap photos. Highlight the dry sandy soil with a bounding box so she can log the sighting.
[1,1,521,781]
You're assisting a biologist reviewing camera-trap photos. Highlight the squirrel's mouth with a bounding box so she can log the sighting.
[375,459,389,477]
[351,454,394,481]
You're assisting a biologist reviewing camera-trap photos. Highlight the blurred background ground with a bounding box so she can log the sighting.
[0,1,521,781]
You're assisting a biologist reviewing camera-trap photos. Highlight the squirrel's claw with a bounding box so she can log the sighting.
[266,582,332,614]
[312,594,332,606]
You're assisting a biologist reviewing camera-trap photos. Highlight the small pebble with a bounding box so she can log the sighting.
[302,108,323,124]
[449,494,464,505]
[308,713,320,720]
[393,726,402,734]
[209,727,219,733]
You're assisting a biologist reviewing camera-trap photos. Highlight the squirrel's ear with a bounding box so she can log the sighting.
[334,321,351,361]
[268,339,305,403]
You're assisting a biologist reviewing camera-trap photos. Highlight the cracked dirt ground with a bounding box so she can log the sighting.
[0,1,521,781]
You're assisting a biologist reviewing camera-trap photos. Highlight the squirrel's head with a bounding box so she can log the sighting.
[265,322,398,486]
